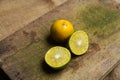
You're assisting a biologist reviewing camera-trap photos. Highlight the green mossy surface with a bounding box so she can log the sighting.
[76,4,120,38]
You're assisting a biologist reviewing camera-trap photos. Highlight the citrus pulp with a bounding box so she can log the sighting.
[69,30,89,55]
[45,46,71,69]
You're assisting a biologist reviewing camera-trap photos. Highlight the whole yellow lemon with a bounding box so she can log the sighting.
[51,19,74,42]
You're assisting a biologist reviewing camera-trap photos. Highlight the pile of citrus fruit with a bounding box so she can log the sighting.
[45,19,89,69]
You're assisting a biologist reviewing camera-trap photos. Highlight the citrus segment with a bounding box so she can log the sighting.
[45,46,71,69]
[69,30,89,55]
[51,19,74,42]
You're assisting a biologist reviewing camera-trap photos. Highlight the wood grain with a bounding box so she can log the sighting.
[104,63,120,80]
[0,0,120,80]
[100,1,120,80]
[0,0,67,41]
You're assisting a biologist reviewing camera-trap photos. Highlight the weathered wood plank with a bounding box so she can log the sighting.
[0,0,67,41]
[100,0,120,80]
[104,62,120,80]
[0,0,120,80]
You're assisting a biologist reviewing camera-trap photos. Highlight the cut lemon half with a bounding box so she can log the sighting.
[69,30,89,55]
[45,46,71,69]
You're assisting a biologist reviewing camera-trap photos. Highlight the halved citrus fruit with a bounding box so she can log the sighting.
[50,19,74,42]
[69,30,89,55]
[45,46,71,69]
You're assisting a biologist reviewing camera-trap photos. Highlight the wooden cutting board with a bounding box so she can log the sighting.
[0,0,67,41]
[0,0,120,80]
[99,0,120,80]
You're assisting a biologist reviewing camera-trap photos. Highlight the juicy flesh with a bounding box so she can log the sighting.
[45,47,71,68]
[69,31,89,55]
